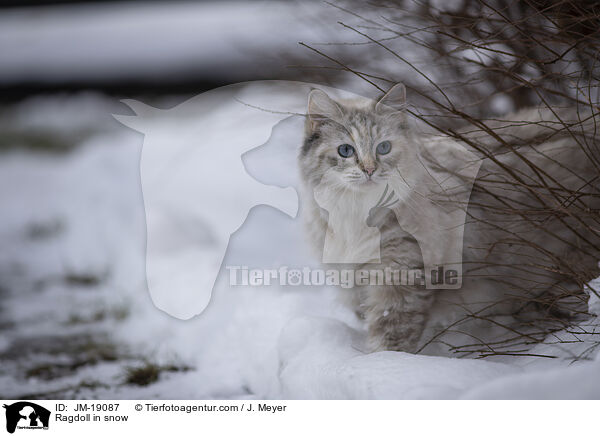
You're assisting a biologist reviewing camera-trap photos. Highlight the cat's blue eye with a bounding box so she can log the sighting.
[338,144,355,158]
[376,141,391,155]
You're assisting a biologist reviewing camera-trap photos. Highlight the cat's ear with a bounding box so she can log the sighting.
[307,89,344,126]
[375,83,407,115]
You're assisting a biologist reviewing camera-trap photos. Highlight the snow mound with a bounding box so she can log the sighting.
[461,359,600,399]
[278,317,518,399]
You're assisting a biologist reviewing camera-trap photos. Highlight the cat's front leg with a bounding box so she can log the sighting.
[364,285,434,353]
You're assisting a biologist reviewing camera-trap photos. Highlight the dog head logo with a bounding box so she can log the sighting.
[3,402,50,434]
[114,81,480,319]
[113,81,319,319]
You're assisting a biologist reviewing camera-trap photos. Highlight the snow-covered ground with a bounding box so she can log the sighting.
[1,85,599,400]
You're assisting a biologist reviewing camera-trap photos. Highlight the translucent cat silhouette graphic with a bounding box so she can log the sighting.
[382,135,482,288]
[309,88,481,288]
[315,138,480,288]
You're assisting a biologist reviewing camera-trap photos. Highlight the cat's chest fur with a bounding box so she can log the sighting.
[308,183,395,264]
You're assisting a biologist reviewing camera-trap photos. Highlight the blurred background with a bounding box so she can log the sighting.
[0,0,361,105]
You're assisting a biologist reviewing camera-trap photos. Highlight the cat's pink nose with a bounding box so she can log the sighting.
[363,166,377,177]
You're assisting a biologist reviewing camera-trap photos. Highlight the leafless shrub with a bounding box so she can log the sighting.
[300,0,600,359]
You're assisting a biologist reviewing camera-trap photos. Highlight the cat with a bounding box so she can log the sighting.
[298,83,600,353]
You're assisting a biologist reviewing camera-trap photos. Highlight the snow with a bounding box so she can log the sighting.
[1,84,599,400]
[461,360,600,399]
[279,317,517,399]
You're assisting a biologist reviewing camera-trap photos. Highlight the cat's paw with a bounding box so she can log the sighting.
[367,333,420,353]
[366,310,426,353]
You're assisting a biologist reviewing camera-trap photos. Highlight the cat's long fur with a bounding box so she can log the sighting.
[299,84,600,353]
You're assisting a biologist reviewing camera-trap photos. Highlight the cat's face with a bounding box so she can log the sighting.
[300,85,409,191]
